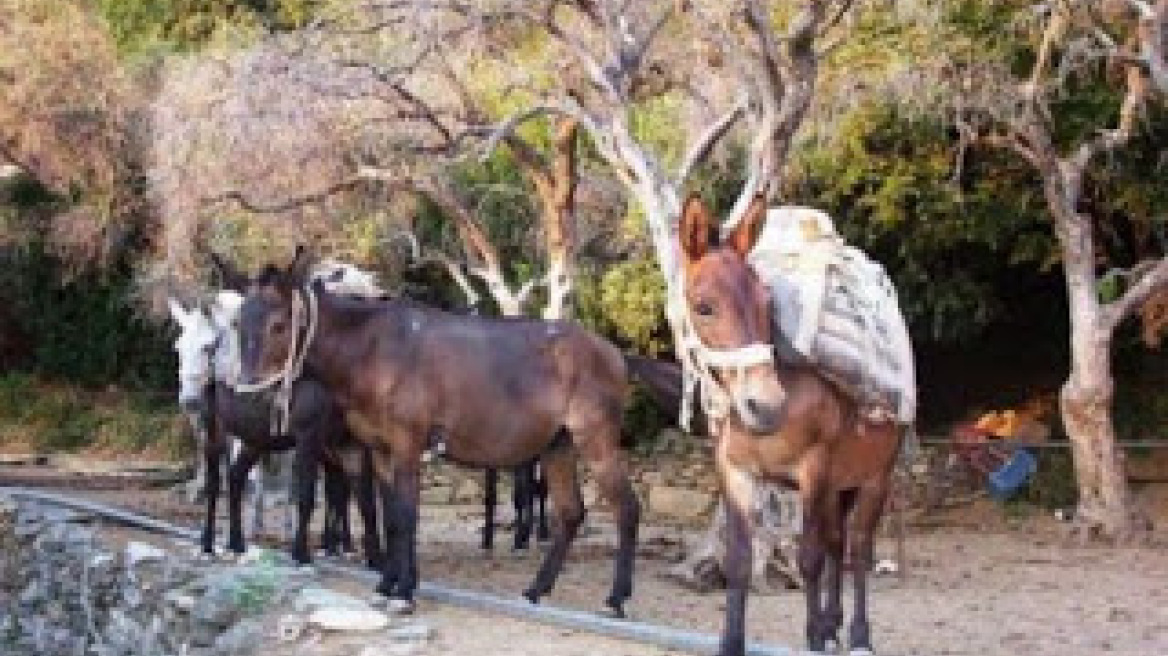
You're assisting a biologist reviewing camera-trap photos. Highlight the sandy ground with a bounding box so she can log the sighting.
[11,480,1160,656]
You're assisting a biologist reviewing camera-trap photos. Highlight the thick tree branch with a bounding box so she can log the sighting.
[1104,257,1168,330]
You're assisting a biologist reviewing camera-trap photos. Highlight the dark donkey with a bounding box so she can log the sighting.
[236,249,640,615]
[676,196,902,656]
[183,257,382,568]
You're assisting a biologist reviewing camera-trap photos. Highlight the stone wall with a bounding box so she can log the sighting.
[0,494,432,656]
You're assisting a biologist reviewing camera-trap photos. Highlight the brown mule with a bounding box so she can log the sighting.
[677,195,902,656]
[235,249,640,615]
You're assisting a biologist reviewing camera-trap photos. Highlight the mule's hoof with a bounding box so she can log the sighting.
[600,603,625,620]
[386,598,415,615]
[522,589,540,604]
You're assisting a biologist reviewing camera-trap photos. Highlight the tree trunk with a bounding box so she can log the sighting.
[1055,204,1142,540]
[665,484,802,594]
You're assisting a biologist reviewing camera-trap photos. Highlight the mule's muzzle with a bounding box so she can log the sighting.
[737,367,785,434]
[180,397,202,415]
[741,397,782,434]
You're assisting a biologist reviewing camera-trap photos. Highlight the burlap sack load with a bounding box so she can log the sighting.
[747,207,917,425]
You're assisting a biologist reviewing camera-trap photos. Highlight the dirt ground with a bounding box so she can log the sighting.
[12,479,1160,656]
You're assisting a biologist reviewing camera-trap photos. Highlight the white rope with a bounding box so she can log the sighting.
[229,285,319,436]
[671,289,776,434]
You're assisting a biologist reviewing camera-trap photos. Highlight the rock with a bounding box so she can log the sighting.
[386,621,434,643]
[126,541,167,567]
[307,607,390,632]
[648,486,715,520]
[294,587,373,613]
[421,485,453,505]
[164,590,197,613]
[213,618,266,655]
[453,475,484,503]
[277,614,307,642]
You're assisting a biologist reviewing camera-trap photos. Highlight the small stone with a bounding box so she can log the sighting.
[213,618,265,655]
[125,541,167,567]
[294,587,373,613]
[648,486,715,520]
[453,476,484,503]
[387,621,434,642]
[421,485,453,505]
[164,590,197,613]
[307,607,390,632]
[277,614,306,642]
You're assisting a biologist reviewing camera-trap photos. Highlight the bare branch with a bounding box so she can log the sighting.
[203,177,364,213]
[1104,257,1168,330]
[479,104,576,160]
[674,95,746,184]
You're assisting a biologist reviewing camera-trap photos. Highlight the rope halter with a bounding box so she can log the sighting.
[672,289,777,433]
[231,285,318,436]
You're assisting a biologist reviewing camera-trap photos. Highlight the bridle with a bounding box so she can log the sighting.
[233,284,318,436]
[672,286,776,434]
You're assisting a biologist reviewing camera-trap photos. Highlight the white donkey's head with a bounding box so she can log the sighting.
[169,291,246,412]
[168,298,219,413]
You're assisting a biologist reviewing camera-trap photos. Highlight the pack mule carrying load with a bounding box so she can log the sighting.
[746,206,917,425]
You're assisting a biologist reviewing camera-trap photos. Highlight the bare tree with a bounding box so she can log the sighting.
[0,0,137,267]
[947,2,1165,539]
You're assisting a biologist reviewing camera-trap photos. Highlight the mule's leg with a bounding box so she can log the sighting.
[587,443,639,616]
[227,445,262,555]
[292,438,321,566]
[822,489,856,652]
[383,457,422,604]
[356,448,383,569]
[321,467,349,557]
[482,468,498,551]
[373,450,398,597]
[511,462,534,551]
[523,443,584,604]
[201,436,226,555]
[249,448,265,536]
[848,483,891,656]
[799,487,830,654]
[534,460,550,542]
[716,463,757,656]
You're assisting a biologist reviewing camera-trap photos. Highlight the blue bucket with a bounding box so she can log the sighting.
[987,448,1038,501]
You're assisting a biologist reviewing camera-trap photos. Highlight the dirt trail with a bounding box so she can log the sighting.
[23,483,1161,656]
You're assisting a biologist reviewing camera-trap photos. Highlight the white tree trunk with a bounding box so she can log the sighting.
[1057,215,1140,538]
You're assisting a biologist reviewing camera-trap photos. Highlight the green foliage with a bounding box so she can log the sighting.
[0,373,184,454]
[792,105,1055,343]
[593,257,668,356]
[1,239,174,389]
[1018,450,1078,509]
[97,0,315,56]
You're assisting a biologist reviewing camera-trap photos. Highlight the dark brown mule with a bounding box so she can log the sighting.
[677,196,902,656]
[236,249,639,615]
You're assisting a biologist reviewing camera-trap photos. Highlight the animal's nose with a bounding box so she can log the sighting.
[743,396,780,434]
[180,397,201,414]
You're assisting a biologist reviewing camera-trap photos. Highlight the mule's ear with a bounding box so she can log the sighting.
[727,194,767,257]
[679,194,713,261]
[210,252,249,292]
[168,297,190,326]
[282,244,313,289]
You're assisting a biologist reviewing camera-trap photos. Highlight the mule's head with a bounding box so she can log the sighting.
[679,194,783,434]
[168,298,218,413]
[237,246,314,386]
